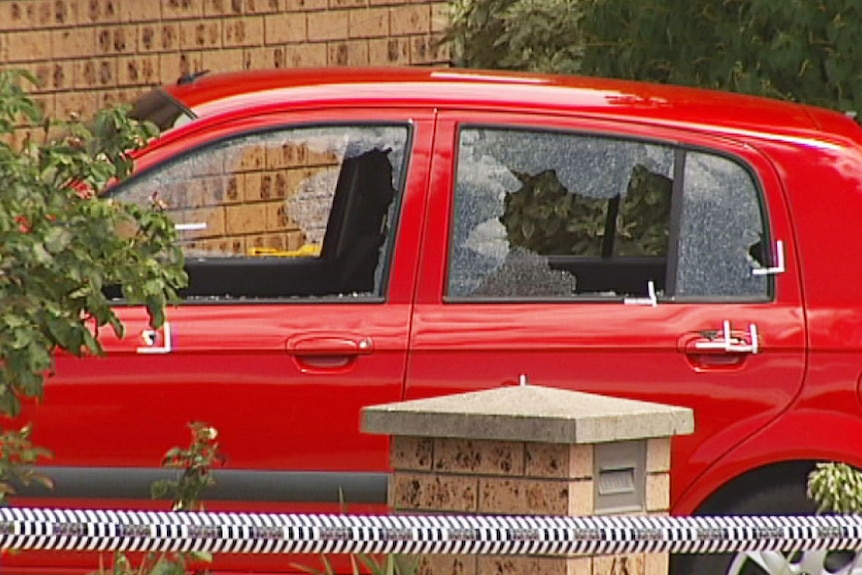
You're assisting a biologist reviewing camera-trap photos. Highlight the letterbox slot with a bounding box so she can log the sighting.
[594,440,646,514]
[598,467,636,496]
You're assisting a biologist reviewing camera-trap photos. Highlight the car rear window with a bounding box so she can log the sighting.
[448,125,770,302]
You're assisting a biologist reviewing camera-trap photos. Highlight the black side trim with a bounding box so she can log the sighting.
[664,148,687,296]
[14,468,388,504]
[602,195,621,259]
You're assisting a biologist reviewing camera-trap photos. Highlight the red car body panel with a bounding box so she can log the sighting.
[409,110,807,510]
[5,67,862,573]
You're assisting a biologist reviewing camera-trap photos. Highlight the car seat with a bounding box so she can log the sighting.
[321,148,397,295]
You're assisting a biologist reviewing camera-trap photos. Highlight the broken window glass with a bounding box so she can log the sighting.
[111,124,409,300]
[676,152,768,298]
[449,127,673,299]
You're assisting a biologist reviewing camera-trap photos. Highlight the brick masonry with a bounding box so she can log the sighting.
[0,0,450,125]
[1,1,448,249]
[115,137,341,253]
[390,436,673,575]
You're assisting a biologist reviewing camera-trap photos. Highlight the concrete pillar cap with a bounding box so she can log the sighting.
[362,386,693,444]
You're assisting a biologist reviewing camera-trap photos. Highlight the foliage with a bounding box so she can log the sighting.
[0,69,186,503]
[95,423,224,575]
[446,0,862,114]
[579,0,862,113]
[151,422,225,512]
[294,491,419,575]
[499,166,669,258]
[808,462,862,514]
[615,165,671,257]
[501,169,604,256]
[446,0,584,74]
[0,424,53,501]
[96,547,212,575]
[445,0,515,70]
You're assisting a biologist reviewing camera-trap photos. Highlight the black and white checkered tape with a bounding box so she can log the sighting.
[0,508,860,555]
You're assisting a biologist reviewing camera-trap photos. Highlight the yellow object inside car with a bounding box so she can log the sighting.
[247,244,322,258]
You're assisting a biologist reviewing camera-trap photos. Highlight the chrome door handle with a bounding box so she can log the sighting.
[137,322,173,354]
[693,320,759,354]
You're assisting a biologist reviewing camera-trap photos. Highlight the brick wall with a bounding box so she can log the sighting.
[387,435,672,575]
[0,0,450,124]
[118,137,342,256]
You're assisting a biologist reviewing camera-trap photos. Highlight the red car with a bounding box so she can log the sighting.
[10,67,862,575]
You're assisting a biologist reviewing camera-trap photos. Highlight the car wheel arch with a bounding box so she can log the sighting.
[674,409,862,515]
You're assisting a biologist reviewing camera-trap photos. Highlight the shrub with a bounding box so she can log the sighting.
[446,0,862,113]
[0,69,186,501]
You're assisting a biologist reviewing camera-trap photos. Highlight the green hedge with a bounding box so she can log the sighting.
[446,0,862,113]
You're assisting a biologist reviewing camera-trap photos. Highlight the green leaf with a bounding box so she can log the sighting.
[290,561,325,575]
[150,479,171,499]
[44,227,72,254]
[357,554,383,575]
[32,243,53,265]
[45,316,74,347]
[0,392,22,417]
[0,71,186,506]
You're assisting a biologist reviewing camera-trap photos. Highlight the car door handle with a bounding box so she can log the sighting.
[286,335,374,372]
[286,335,374,356]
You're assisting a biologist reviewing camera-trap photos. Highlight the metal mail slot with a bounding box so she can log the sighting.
[594,440,646,514]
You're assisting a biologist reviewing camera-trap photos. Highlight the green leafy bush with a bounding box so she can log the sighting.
[446,0,862,114]
[808,462,862,514]
[499,165,669,259]
[297,554,419,575]
[579,0,862,113]
[446,0,584,74]
[151,422,225,512]
[501,169,606,256]
[0,69,186,502]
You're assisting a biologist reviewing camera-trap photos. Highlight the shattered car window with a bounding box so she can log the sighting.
[676,152,768,298]
[448,127,674,299]
[109,124,409,300]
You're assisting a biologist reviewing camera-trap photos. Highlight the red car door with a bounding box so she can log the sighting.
[10,108,433,572]
[406,111,805,510]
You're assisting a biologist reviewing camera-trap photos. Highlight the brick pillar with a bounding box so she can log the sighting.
[362,386,694,575]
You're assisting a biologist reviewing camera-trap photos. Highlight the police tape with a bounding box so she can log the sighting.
[0,508,860,555]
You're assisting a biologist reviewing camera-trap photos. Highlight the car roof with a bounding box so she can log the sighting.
[161,67,859,144]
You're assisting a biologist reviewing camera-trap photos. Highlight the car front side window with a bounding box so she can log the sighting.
[111,124,410,301]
